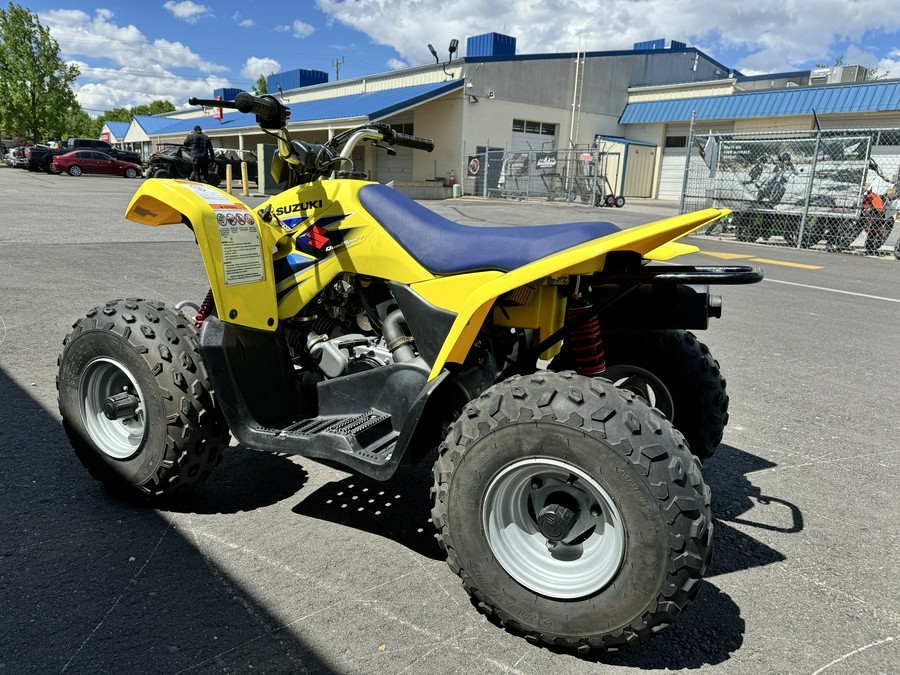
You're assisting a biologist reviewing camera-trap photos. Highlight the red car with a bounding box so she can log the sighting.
[52,150,142,178]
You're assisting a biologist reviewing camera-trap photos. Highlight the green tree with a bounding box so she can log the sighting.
[98,100,175,125]
[62,107,102,140]
[0,2,81,142]
[252,74,268,95]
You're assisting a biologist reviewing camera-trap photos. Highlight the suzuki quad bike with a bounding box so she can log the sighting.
[57,92,762,651]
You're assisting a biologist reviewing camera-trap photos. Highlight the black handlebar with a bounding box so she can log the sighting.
[188,97,237,109]
[383,129,435,153]
[189,93,284,128]
[234,92,281,118]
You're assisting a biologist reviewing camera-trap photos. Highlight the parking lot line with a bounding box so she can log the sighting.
[748,258,824,269]
[764,278,900,303]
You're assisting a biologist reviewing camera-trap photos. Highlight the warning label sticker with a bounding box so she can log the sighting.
[181,182,234,206]
[216,208,265,286]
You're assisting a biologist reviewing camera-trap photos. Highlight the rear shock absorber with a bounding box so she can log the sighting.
[566,302,606,375]
[195,289,215,327]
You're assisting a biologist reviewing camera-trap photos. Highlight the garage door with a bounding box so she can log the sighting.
[658,147,686,200]
[373,146,413,184]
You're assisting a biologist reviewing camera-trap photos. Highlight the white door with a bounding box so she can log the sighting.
[658,147,687,200]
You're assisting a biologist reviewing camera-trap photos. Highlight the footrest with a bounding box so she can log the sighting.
[283,411,397,463]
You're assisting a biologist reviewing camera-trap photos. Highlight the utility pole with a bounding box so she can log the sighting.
[333,57,344,81]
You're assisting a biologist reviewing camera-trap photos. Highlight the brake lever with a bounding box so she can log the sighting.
[373,142,396,157]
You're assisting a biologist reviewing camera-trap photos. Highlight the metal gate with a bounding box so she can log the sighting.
[462,147,623,206]
[683,127,900,256]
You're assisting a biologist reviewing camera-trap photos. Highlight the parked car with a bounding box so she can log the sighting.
[52,151,142,178]
[66,138,142,165]
[214,148,258,184]
[9,146,28,168]
[145,144,221,185]
[25,139,143,174]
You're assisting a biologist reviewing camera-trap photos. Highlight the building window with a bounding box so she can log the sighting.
[665,136,687,148]
[390,123,414,135]
[513,119,557,136]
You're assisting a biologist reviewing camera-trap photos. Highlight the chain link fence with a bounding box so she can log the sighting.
[684,127,900,257]
[462,147,624,207]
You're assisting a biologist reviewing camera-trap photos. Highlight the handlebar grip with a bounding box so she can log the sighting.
[188,97,237,109]
[234,92,281,118]
[387,131,435,153]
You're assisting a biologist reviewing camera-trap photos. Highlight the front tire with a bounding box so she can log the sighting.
[432,372,712,651]
[124,167,138,178]
[57,299,229,502]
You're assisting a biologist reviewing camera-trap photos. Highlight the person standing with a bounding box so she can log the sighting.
[184,125,214,182]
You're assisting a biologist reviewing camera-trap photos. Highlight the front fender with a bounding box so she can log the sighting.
[126,179,279,331]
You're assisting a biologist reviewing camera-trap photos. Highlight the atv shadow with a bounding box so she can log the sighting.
[166,445,310,515]
[594,443,803,669]
[291,450,443,560]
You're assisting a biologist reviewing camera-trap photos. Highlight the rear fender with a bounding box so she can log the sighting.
[126,179,280,331]
[416,208,728,380]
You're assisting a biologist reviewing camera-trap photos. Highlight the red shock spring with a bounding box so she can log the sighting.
[567,304,606,375]
[195,288,215,328]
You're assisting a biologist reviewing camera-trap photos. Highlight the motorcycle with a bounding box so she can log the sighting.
[734,152,805,243]
[56,91,762,651]
[828,159,898,254]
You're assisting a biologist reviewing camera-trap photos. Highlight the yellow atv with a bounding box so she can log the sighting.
[57,92,761,651]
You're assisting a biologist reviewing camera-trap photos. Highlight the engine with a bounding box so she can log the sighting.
[284,276,417,380]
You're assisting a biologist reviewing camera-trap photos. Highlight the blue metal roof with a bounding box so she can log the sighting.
[102,121,130,139]
[619,80,900,124]
[596,134,655,147]
[133,114,187,134]
[144,81,463,136]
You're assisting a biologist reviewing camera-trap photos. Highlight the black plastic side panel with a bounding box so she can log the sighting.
[317,361,430,431]
[200,317,309,426]
[388,282,457,366]
[199,315,454,479]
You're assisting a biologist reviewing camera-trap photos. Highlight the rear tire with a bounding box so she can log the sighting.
[57,299,229,502]
[614,196,625,208]
[155,169,173,179]
[432,372,712,651]
[67,165,82,176]
[598,329,728,461]
[734,213,757,242]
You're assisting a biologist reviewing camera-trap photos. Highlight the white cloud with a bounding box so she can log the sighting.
[314,0,900,75]
[68,60,229,112]
[40,9,227,73]
[242,57,282,80]
[37,10,233,112]
[163,1,213,24]
[276,19,315,39]
[232,11,254,28]
[386,58,408,70]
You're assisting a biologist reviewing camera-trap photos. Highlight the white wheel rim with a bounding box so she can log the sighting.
[78,357,147,459]
[482,457,625,599]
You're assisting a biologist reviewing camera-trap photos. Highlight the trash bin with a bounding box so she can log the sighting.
[452,184,462,198]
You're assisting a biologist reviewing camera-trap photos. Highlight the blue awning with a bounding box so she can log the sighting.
[620,80,900,124]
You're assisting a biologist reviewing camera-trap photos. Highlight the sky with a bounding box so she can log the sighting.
[23,0,900,115]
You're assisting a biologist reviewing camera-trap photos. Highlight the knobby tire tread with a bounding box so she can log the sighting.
[431,371,712,652]
[57,299,229,501]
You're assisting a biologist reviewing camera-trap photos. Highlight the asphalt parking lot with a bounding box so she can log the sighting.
[1,167,899,674]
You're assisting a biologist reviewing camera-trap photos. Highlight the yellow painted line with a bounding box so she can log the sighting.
[699,251,755,260]
[749,258,823,270]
